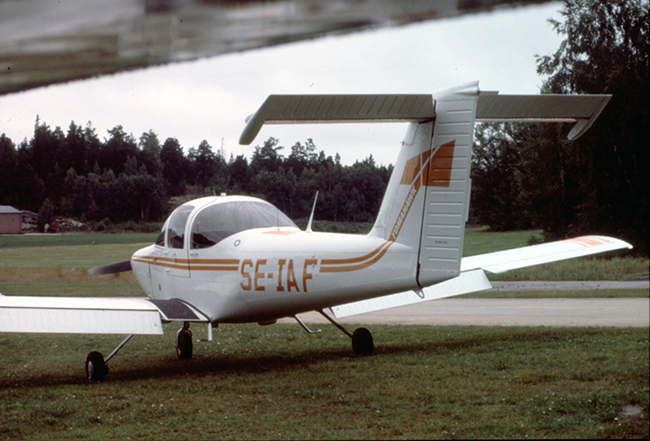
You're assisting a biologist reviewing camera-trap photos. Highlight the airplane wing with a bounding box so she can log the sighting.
[0,295,208,334]
[331,235,632,318]
[460,235,632,274]
[1,0,556,96]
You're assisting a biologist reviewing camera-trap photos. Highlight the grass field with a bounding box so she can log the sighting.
[0,325,647,439]
[0,231,648,439]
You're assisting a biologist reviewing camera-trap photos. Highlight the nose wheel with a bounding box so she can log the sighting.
[176,322,193,360]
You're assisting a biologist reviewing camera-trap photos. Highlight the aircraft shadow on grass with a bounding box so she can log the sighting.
[0,327,606,388]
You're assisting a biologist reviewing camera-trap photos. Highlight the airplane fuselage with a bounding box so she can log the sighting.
[128,195,423,324]
[132,226,418,324]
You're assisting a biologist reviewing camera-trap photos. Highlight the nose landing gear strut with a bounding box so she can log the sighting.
[176,321,193,360]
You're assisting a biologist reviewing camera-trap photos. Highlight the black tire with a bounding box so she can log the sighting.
[86,351,108,382]
[176,328,193,360]
[352,327,374,356]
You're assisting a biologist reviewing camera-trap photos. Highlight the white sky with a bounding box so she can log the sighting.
[0,2,563,167]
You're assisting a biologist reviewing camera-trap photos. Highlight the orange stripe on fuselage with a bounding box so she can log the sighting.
[319,240,394,273]
[320,241,390,265]
[132,255,240,271]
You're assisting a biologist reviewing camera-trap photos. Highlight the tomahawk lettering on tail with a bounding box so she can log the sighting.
[0,82,630,381]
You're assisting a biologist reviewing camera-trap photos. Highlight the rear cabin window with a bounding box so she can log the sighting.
[167,205,194,249]
[191,201,297,249]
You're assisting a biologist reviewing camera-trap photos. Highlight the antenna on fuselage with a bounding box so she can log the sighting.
[306,191,319,233]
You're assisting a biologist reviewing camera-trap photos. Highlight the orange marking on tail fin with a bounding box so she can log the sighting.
[425,140,455,187]
[400,154,421,185]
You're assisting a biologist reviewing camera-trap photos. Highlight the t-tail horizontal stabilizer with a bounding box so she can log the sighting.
[476,93,611,140]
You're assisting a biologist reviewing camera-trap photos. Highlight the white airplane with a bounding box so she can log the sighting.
[0,82,631,381]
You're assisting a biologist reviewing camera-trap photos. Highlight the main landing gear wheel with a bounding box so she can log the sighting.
[86,351,108,382]
[312,311,376,357]
[352,327,374,356]
[176,324,193,360]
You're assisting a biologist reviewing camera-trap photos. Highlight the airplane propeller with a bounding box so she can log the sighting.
[87,260,133,276]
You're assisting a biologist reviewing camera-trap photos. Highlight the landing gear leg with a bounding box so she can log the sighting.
[85,334,134,382]
[317,310,374,356]
[176,322,193,360]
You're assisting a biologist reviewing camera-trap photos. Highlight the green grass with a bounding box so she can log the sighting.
[0,232,158,249]
[0,325,647,439]
[485,257,649,282]
[461,288,649,298]
[463,227,543,255]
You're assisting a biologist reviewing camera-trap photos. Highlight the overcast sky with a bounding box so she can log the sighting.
[0,2,564,166]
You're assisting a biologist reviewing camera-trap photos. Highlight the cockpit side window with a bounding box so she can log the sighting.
[191,201,296,249]
[166,205,194,249]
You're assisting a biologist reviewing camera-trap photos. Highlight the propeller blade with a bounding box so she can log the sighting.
[87,260,132,276]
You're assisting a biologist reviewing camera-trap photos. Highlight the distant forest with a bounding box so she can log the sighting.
[0,1,647,255]
[0,123,392,226]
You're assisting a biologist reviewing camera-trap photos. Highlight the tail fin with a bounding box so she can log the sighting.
[239,83,611,287]
[370,82,480,286]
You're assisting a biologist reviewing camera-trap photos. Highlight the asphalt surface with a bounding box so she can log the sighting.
[280,280,649,327]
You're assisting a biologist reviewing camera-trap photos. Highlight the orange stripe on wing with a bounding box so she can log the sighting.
[562,236,610,247]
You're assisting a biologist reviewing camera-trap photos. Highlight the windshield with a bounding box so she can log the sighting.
[167,204,194,249]
[191,201,296,249]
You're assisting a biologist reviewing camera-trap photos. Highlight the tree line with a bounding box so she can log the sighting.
[471,0,647,254]
[0,123,392,227]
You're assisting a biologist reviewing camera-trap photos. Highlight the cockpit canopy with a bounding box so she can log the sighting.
[156,196,297,249]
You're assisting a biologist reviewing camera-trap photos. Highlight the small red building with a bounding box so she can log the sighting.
[0,206,23,234]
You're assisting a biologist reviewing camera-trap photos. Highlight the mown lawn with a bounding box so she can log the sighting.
[0,325,648,440]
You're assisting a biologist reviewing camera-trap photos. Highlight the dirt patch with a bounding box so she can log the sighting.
[619,404,644,423]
